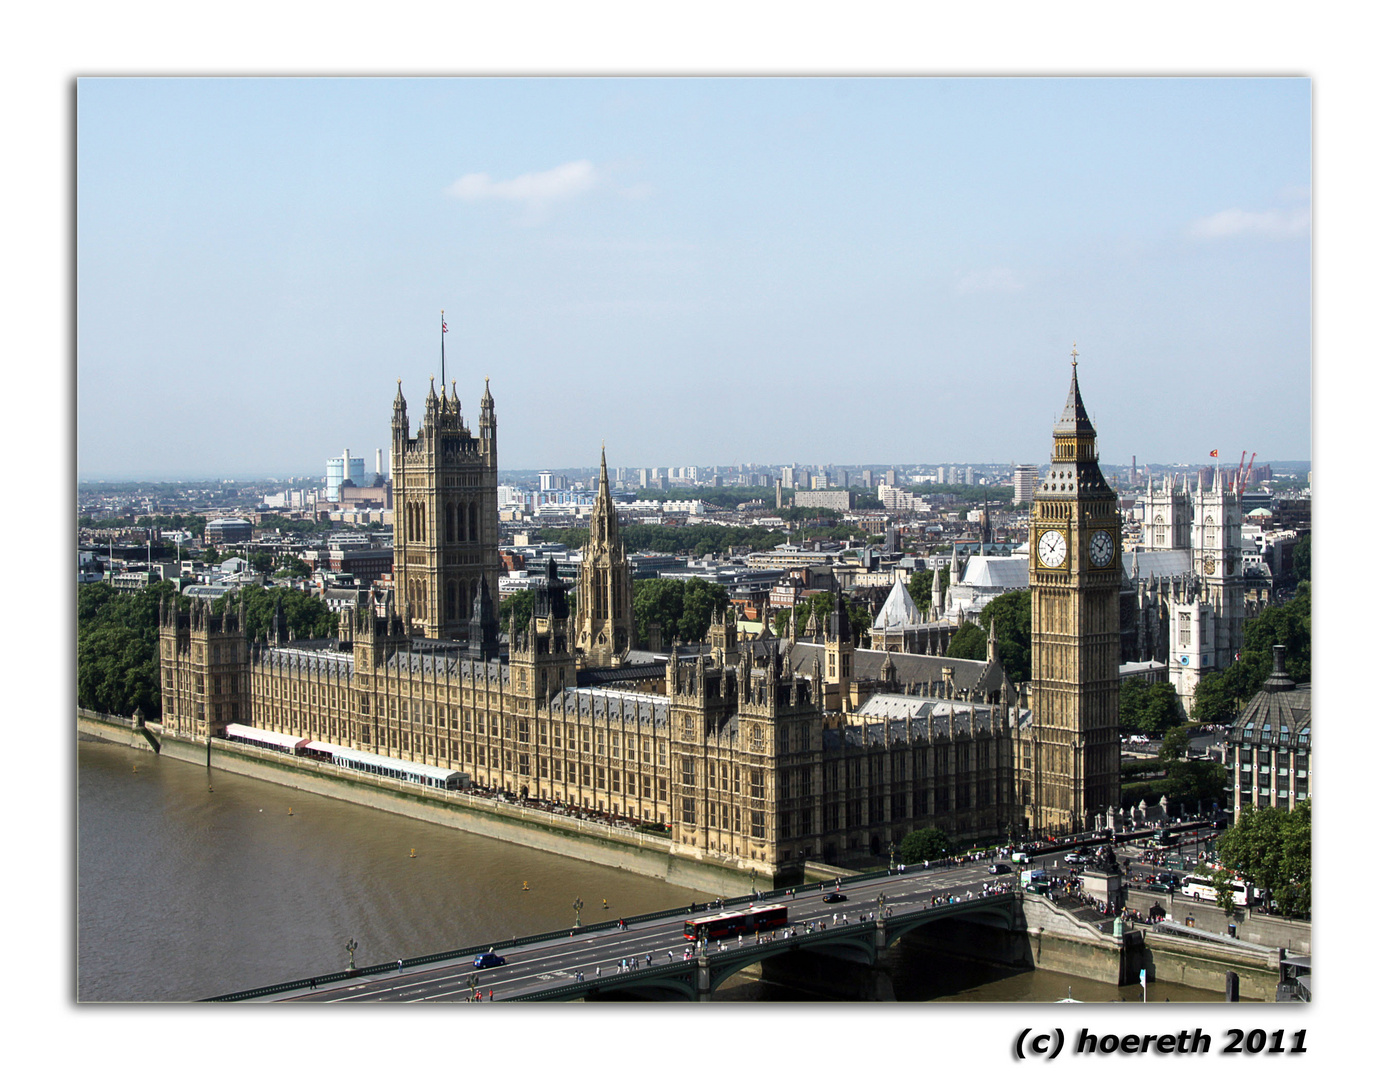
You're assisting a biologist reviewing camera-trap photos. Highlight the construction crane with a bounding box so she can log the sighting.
[1238,452,1257,495]
[1233,451,1247,492]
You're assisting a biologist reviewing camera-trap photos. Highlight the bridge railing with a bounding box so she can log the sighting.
[204,862,942,1000]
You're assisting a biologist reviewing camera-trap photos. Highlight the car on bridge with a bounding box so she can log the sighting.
[989,863,1012,875]
[822,891,848,903]
[474,951,506,969]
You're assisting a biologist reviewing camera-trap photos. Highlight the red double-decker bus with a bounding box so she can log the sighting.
[683,904,789,940]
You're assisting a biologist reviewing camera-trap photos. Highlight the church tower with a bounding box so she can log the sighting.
[1027,350,1122,834]
[575,446,634,668]
[390,369,500,641]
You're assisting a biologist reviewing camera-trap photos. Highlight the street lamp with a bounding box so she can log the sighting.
[888,840,897,873]
[344,937,358,970]
[573,897,584,928]
[877,891,887,920]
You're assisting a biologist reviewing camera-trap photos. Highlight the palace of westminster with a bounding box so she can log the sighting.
[157,358,1230,879]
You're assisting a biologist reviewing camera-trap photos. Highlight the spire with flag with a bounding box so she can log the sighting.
[441,310,448,388]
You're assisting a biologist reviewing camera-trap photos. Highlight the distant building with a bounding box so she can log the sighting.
[206,517,254,545]
[793,489,851,512]
[326,449,366,501]
[1012,464,1038,505]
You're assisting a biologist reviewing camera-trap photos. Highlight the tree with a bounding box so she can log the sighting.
[497,589,534,633]
[631,578,728,648]
[1217,801,1311,918]
[1191,583,1311,722]
[1119,679,1183,738]
[210,585,337,641]
[944,590,1030,685]
[899,827,954,862]
[1158,727,1191,766]
[77,581,182,718]
[1292,533,1310,583]
[906,568,948,614]
[1210,864,1237,917]
[276,555,313,578]
[945,622,987,661]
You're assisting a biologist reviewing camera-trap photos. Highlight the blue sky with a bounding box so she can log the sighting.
[77,77,1310,479]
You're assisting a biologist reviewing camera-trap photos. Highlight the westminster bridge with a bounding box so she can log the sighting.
[210,861,1021,1002]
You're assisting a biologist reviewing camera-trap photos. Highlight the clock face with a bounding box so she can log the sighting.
[1203,556,1216,575]
[1089,530,1114,568]
[1037,529,1068,568]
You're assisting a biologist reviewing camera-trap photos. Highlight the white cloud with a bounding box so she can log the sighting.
[445,160,599,221]
[954,267,1023,295]
[1189,206,1310,240]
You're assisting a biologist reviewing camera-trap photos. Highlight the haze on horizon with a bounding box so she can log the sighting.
[77,78,1311,481]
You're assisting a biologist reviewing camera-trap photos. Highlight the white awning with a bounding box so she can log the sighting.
[224,723,306,750]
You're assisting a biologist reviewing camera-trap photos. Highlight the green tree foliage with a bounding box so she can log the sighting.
[906,568,948,613]
[210,584,337,641]
[1119,679,1184,737]
[944,589,1030,685]
[945,622,987,661]
[1217,801,1311,918]
[77,581,183,718]
[1191,583,1311,722]
[1120,725,1225,812]
[770,505,842,524]
[773,592,872,644]
[1210,864,1237,917]
[631,578,729,647]
[274,556,314,578]
[126,513,208,536]
[1292,533,1310,583]
[899,827,954,862]
[1158,727,1191,765]
[531,523,786,558]
[497,589,535,633]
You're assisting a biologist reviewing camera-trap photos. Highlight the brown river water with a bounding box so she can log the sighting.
[77,737,1221,1004]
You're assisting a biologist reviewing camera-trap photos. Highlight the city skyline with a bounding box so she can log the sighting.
[78,78,1310,480]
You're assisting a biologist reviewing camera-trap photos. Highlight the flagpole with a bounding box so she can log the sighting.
[441,309,446,389]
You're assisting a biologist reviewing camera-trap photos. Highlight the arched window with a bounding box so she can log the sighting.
[446,503,455,543]
[468,502,478,543]
[1204,515,1217,548]
[446,581,456,621]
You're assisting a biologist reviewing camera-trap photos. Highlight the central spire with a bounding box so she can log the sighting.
[1055,344,1095,437]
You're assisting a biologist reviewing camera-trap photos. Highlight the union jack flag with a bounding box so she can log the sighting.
[442,320,448,333]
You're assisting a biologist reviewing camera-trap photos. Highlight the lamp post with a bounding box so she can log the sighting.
[888,840,897,873]
[573,897,584,928]
[877,891,887,920]
[344,937,358,970]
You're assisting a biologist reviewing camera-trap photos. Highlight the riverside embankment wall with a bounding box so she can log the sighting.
[78,710,759,895]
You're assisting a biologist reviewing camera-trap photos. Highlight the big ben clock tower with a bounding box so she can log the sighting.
[1027,348,1122,835]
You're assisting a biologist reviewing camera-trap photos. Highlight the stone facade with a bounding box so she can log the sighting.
[391,376,499,640]
[1024,354,1123,834]
[157,367,1111,879]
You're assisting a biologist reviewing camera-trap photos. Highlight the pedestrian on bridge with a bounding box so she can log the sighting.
[667,950,674,963]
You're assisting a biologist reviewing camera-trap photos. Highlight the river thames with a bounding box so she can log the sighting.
[78,737,1220,1003]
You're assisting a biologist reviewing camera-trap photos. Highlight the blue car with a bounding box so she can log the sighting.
[474,952,506,969]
